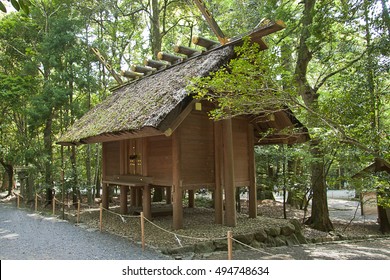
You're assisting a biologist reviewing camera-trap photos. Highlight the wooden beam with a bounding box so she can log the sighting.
[172,129,183,230]
[214,121,223,224]
[121,70,144,79]
[174,45,201,57]
[144,59,169,70]
[131,65,156,75]
[157,52,183,64]
[192,35,220,50]
[248,124,257,218]
[222,118,236,227]
[164,100,196,136]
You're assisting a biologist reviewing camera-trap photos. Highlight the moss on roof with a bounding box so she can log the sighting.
[57,46,235,145]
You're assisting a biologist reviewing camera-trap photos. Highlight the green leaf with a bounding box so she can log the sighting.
[18,0,30,14]
[11,0,20,11]
[0,2,7,12]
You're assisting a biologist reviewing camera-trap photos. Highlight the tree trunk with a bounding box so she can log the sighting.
[0,160,13,197]
[294,0,333,231]
[44,116,53,205]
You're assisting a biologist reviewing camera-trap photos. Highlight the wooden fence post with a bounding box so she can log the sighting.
[227,231,233,260]
[35,194,38,212]
[141,212,145,251]
[77,200,81,224]
[52,196,56,215]
[99,203,103,232]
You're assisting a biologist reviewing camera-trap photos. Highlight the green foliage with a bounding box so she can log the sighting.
[0,0,30,14]
[189,38,290,120]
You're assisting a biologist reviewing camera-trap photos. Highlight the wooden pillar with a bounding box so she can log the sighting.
[119,141,128,214]
[130,187,137,207]
[102,183,109,209]
[222,119,236,227]
[214,121,223,224]
[101,142,109,209]
[248,124,257,218]
[120,186,128,214]
[188,190,195,208]
[172,129,183,230]
[136,189,142,207]
[142,185,152,219]
[166,187,172,204]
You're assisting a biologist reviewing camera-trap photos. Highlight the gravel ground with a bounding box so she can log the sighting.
[0,203,170,260]
[1,193,387,260]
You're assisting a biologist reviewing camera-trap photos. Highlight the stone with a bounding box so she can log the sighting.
[281,223,296,236]
[274,236,287,247]
[166,245,195,255]
[214,239,228,251]
[265,227,281,237]
[265,236,276,247]
[254,229,267,242]
[289,219,302,231]
[295,231,308,244]
[250,239,265,249]
[234,233,254,245]
[194,241,216,254]
[285,233,300,246]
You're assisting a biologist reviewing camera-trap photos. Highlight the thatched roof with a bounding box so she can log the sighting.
[58,46,235,145]
[57,20,309,146]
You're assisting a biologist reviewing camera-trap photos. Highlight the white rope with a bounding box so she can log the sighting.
[143,217,225,241]
[174,234,183,247]
[231,237,273,256]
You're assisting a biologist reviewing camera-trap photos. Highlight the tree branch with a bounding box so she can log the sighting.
[314,51,365,92]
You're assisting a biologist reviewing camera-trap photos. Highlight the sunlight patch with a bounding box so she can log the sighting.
[0,233,19,240]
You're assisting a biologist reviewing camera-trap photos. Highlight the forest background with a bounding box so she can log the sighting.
[0,0,389,232]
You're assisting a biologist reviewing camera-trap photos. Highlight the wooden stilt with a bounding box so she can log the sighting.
[141,212,145,251]
[172,129,183,230]
[142,185,152,220]
[248,124,257,218]
[188,190,195,208]
[222,119,236,227]
[120,185,128,214]
[166,187,172,205]
[102,184,109,209]
[130,187,137,207]
[136,189,142,207]
[35,193,38,212]
[214,121,223,224]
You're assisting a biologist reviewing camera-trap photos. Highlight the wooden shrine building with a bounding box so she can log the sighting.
[57,21,309,229]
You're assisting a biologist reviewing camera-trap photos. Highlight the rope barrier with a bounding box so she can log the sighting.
[143,216,225,242]
[231,237,274,256]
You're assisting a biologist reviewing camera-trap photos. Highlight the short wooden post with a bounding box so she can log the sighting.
[52,196,56,215]
[227,231,233,260]
[141,212,145,251]
[99,203,103,232]
[77,200,81,224]
[35,193,38,212]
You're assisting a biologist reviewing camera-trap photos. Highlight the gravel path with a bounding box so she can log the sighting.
[0,203,171,260]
